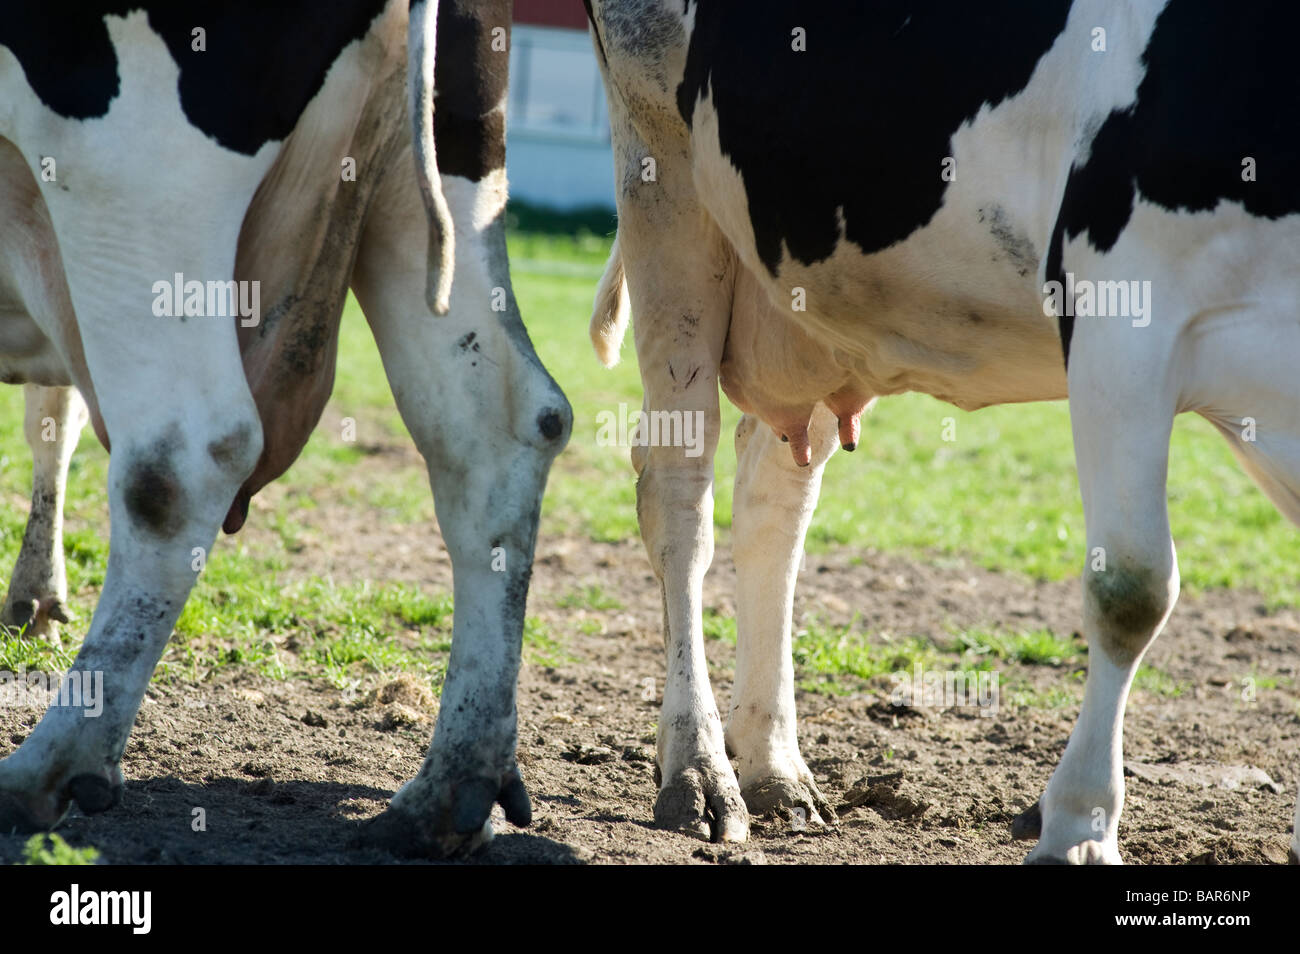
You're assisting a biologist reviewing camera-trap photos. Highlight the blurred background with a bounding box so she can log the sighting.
[507,0,615,215]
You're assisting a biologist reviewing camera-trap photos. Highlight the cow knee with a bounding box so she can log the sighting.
[1084,551,1178,665]
[123,449,185,537]
[119,417,261,537]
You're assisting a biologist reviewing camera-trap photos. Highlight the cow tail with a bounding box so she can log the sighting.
[591,234,630,367]
[408,0,455,315]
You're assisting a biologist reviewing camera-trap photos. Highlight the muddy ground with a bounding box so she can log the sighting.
[1,443,1297,865]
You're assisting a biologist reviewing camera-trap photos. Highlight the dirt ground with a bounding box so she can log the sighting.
[1,443,1297,865]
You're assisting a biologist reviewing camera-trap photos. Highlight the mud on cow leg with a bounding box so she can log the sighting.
[1025,319,1179,865]
[0,404,262,833]
[353,268,570,856]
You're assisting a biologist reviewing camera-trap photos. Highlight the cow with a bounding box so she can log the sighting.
[583,0,1300,863]
[0,0,572,858]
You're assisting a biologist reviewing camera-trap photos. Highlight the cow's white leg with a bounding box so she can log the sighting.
[0,19,269,824]
[0,273,262,831]
[726,406,837,824]
[620,239,746,841]
[2,384,87,640]
[1026,325,1178,864]
[349,152,570,856]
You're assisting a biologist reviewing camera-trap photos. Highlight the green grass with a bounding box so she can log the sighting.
[1005,679,1084,710]
[556,584,624,611]
[1132,664,1188,699]
[17,833,99,866]
[702,608,737,643]
[522,617,574,669]
[949,628,1083,667]
[0,631,75,674]
[795,636,942,695]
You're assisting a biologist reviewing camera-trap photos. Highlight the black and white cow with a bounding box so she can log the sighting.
[585,0,1300,862]
[0,0,571,857]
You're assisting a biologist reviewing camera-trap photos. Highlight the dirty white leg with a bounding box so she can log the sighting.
[350,154,570,856]
[621,239,746,842]
[2,384,87,640]
[0,263,262,830]
[0,28,271,826]
[1027,330,1178,864]
[727,406,838,825]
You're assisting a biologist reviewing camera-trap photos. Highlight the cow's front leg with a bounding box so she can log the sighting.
[2,384,87,640]
[1025,326,1178,864]
[0,295,262,832]
[726,406,839,826]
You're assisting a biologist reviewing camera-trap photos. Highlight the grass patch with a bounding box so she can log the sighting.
[557,585,623,611]
[950,627,1084,667]
[703,608,737,644]
[793,619,944,692]
[1005,677,1084,710]
[524,617,573,669]
[1132,664,1187,699]
[0,631,75,674]
[17,833,99,866]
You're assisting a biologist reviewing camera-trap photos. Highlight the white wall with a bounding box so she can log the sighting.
[506,24,615,211]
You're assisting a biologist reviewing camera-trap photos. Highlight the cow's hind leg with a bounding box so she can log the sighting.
[2,384,87,640]
[726,406,838,825]
[622,235,746,842]
[1026,322,1179,864]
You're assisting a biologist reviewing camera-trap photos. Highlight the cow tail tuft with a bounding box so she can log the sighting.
[591,234,630,367]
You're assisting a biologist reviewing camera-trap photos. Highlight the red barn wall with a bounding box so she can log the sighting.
[515,0,589,31]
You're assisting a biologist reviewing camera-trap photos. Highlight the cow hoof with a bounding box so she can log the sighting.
[742,774,835,828]
[1,595,70,642]
[67,774,122,815]
[3,599,35,629]
[1024,838,1121,865]
[654,766,749,843]
[0,789,47,835]
[359,769,531,859]
[1011,801,1042,840]
[0,758,123,835]
[358,803,494,859]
